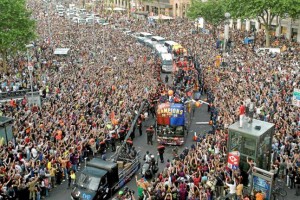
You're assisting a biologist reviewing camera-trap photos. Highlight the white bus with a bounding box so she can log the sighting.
[139,32,153,38]
[160,53,173,73]
[151,36,166,44]
[164,41,178,49]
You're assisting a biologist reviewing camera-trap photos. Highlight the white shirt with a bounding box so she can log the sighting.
[145,154,151,163]
[31,148,38,158]
[226,181,237,194]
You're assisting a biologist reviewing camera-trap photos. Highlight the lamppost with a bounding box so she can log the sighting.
[223,12,231,55]
[26,44,34,104]
[92,3,96,58]
[44,0,52,45]
[252,26,256,51]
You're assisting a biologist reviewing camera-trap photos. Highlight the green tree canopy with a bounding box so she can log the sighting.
[0,0,36,71]
[187,0,227,28]
[225,0,300,46]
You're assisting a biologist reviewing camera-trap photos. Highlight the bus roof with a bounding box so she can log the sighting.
[164,41,178,46]
[151,36,165,41]
[139,32,152,37]
[155,45,168,53]
[161,53,173,60]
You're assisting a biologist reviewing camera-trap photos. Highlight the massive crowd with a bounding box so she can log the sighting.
[0,0,299,200]
[131,18,300,200]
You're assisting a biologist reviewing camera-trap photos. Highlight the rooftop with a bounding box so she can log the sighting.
[228,118,274,137]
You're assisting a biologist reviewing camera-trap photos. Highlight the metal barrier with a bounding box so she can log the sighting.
[0,89,37,99]
[110,100,147,162]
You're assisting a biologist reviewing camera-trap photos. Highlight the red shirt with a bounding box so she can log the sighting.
[239,105,246,115]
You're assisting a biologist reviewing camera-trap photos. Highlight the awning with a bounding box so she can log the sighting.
[148,15,173,20]
[114,7,126,11]
[54,48,70,55]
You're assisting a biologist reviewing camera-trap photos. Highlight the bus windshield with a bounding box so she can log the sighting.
[77,173,100,191]
[162,60,172,65]
[157,125,184,137]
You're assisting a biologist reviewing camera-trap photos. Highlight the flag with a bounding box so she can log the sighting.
[110,111,115,121]
[128,56,134,63]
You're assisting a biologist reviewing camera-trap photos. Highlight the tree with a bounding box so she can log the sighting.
[225,0,300,47]
[187,0,227,37]
[0,0,36,72]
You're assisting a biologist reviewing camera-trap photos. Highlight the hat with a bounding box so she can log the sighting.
[118,191,123,195]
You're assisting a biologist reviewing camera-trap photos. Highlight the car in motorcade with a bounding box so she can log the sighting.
[151,36,166,45]
[58,11,64,17]
[255,48,281,55]
[160,53,173,73]
[138,32,153,38]
[143,38,156,48]
[56,4,64,10]
[85,17,96,25]
[164,41,179,51]
[137,36,147,44]
[154,44,168,56]
[72,17,86,25]
[71,155,140,200]
[96,18,106,24]
[79,8,87,14]
[124,30,132,35]
[130,32,139,39]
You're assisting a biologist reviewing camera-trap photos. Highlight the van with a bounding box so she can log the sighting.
[160,53,173,73]
[143,39,155,48]
[151,36,166,44]
[256,48,280,55]
[154,44,168,56]
[139,32,152,38]
[56,5,64,10]
[72,17,86,25]
[164,41,178,49]
[86,17,95,24]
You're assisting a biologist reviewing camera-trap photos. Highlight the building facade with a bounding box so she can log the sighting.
[229,18,300,43]
[113,0,190,17]
[112,0,300,43]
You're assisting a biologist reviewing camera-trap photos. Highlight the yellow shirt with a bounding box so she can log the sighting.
[236,184,243,195]
[47,161,51,170]
[50,167,56,176]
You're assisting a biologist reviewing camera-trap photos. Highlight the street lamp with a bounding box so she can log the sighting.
[43,0,52,45]
[252,26,256,51]
[223,12,231,55]
[26,44,34,104]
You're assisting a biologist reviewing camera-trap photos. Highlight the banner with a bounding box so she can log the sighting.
[156,103,185,126]
[292,88,300,107]
[227,151,240,170]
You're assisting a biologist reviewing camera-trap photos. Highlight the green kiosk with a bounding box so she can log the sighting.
[228,118,275,172]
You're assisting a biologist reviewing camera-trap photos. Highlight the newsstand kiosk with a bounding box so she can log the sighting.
[228,118,275,190]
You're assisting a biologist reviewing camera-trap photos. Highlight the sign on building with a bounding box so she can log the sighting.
[227,151,240,170]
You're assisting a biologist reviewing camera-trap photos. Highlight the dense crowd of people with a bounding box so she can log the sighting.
[0,1,162,199]
[0,0,300,200]
[130,17,300,200]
